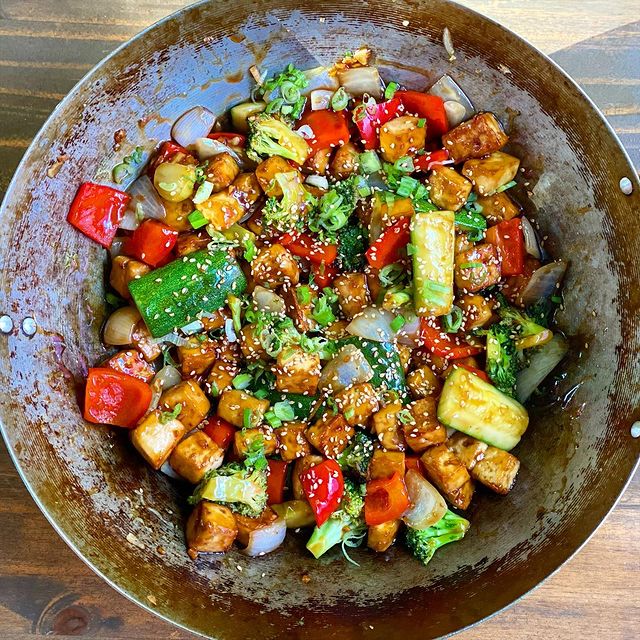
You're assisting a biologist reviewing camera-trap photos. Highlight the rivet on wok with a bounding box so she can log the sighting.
[619,177,633,195]
[21,316,37,337]
[631,421,640,438]
[0,315,13,334]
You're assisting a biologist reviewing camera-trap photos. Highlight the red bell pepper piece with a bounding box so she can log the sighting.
[413,149,453,172]
[455,362,491,383]
[279,232,338,266]
[419,317,484,360]
[365,217,411,268]
[203,416,236,450]
[124,219,178,267]
[84,368,152,428]
[266,459,289,505]
[67,182,130,248]
[396,90,448,138]
[104,350,155,383]
[300,458,344,527]
[147,141,191,176]
[354,96,404,149]
[405,456,424,475]
[208,132,247,147]
[311,262,339,289]
[485,218,525,277]
[364,472,410,526]
[298,110,350,153]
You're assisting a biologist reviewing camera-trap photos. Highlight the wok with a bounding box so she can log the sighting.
[0,1,639,638]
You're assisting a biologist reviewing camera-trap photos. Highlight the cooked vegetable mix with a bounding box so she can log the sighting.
[70,49,569,568]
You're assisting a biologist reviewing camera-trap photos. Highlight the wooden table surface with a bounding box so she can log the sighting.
[0,1,639,638]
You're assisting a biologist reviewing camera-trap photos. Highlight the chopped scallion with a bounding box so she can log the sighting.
[384,81,399,100]
[188,209,209,229]
[232,373,253,390]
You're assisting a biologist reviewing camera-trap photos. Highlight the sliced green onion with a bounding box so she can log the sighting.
[112,162,131,184]
[406,242,416,256]
[379,263,405,287]
[495,180,517,194]
[394,156,414,174]
[188,209,209,229]
[254,388,269,400]
[331,87,349,111]
[344,408,355,420]
[273,401,295,421]
[281,81,301,103]
[442,305,463,333]
[242,236,257,262]
[192,180,214,204]
[423,280,449,305]
[551,295,562,304]
[397,408,414,424]
[265,97,284,114]
[459,261,483,269]
[243,408,254,429]
[455,209,487,234]
[384,81,398,100]
[391,315,406,332]
[296,286,311,305]
[359,150,382,175]
[417,118,426,128]
[232,373,253,390]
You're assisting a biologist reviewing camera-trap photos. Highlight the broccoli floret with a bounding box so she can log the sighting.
[496,294,549,338]
[526,296,560,329]
[485,320,518,396]
[262,171,316,233]
[308,176,365,242]
[336,220,367,271]
[405,509,470,566]
[306,478,367,559]
[188,438,268,517]
[247,114,310,165]
[337,430,375,479]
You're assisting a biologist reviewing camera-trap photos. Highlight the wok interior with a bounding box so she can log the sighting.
[0,1,638,638]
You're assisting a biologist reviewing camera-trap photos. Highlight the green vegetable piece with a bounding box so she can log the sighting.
[188,209,208,229]
[336,221,367,272]
[337,431,375,479]
[247,114,310,165]
[264,391,324,421]
[485,320,518,396]
[405,509,470,566]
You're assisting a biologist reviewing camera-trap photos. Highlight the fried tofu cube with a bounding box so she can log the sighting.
[458,293,495,330]
[368,448,405,480]
[281,284,318,333]
[428,166,472,212]
[406,366,442,399]
[110,255,150,300]
[203,152,240,192]
[130,410,185,470]
[455,232,474,256]
[163,199,194,232]
[371,402,406,451]
[420,444,474,509]
[455,243,501,292]
[255,156,299,196]
[477,191,521,223]
[367,519,401,552]
[104,349,155,383]
[333,273,371,320]
[198,188,246,231]
[177,337,219,376]
[380,116,427,163]
[292,454,324,500]
[462,151,520,196]
[442,112,508,163]
[234,507,280,547]
[252,244,300,288]
[217,389,270,428]
[169,430,225,483]
[275,346,321,395]
[239,324,269,362]
[232,172,262,207]
[403,397,447,453]
[330,141,360,180]
[160,380,211,430]
[306,147,332,175]
[234,427,277,458]
[186,502,237,558]
[397,344,412,374]
[446,432,488,471]
[372,193,415,227]
[206,359,239,396]
[175,231,210,257]
[131,320,161,362]
[471,446,520,495]
[324,319,350,340]
[334,383,379,426]
[277,421,312,462]
[306,413,355,458]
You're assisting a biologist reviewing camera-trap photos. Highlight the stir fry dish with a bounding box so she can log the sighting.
[69,49,568,565]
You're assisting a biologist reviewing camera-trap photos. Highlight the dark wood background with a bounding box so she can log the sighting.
[0,1,638,638]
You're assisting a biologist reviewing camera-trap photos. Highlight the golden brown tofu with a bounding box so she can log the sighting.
[110,255,150,300]
[471,446,520,495]
[131,320,161,362]
[277,421,312,462]
[455,232,474,256]
[420,444,474,510]
[234,427,277,458]
[163,198,193,232]
[380,116,427,163]
[458,293,496,330]
[203,152,240,192]
[368,448,405,480]
[446,432,488,471]
[251,244,300,288]
[281,284,318,333]
[442,112,508,163]
[217,389,270,428]
[186,502,237,558]
[198,187,246,231]
[255,156,299,196]
[104,349,156,383]
[169,430,225,483]
[397,344,413,374]
[206,359,239,396]
[175,231,210,257]
[372,193,414,226]
[292,454,324,500]
[234,507,280,547]
[324,319,350,340]
[306,413,355,458]
[306,147,332,175]
[428,166,472,212]
[462,151,520,196]
[177,337,219,376]
[200,308,228,331]
[232,172,262,208]
[275,346,321,395]
[403,397,447,453]
[330,142,360,180]
[333,273,371,320]
[406,366,442,399]
[131,410,186,470]
[455,243,501,293]
[367,519,401,552]
[371,402,406,451]
[334,382,380,427]
[477,191,521,223]
[239,324,269,362]
[160,380,211,430]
